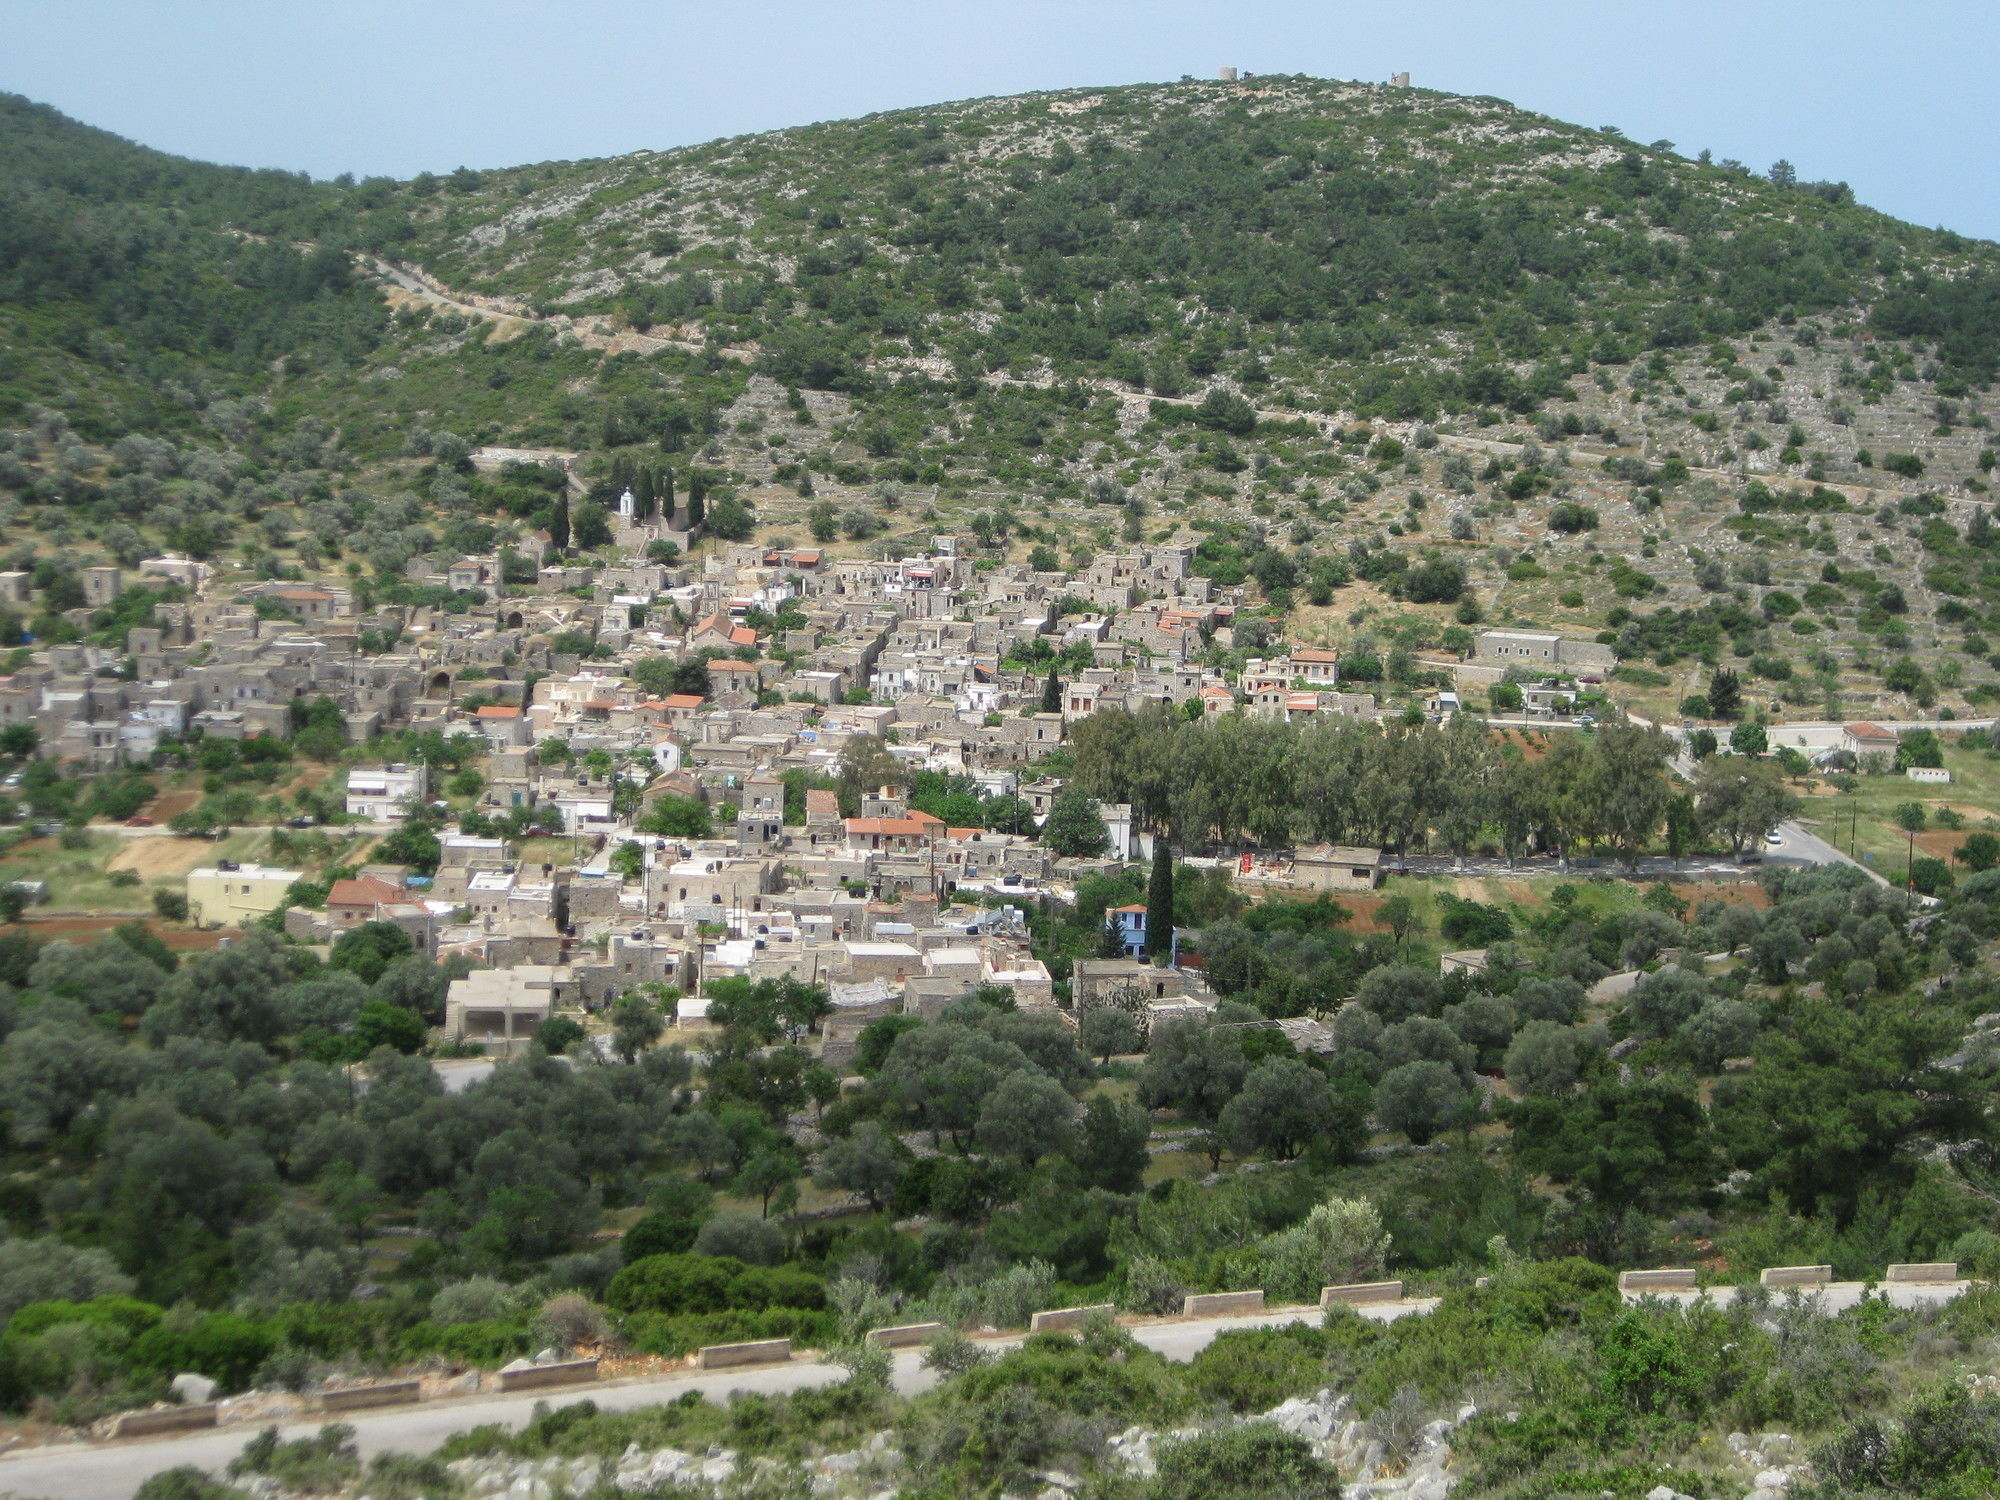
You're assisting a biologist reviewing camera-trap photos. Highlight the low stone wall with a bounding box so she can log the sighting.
[1320,1281,1403,1307]
[1617,1268,1698,1293]
[319,1380,422,1412]
[1886,1262,1959,1284]
[1028,1304,1117,1333]
[111,1404,217,1438]
[1181,1290,1265,1318]
[695,1339,792,1370]
[1759,1265,1833,1288]
[866,1322,945,1349]
[495,1359,600,1392]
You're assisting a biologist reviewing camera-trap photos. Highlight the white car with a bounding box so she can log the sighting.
[1764,829,1785,846]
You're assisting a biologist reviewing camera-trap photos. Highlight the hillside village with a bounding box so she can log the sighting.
[4,463,1979,1064]
[2,509,1299,1039]
[15,64,2000,1500]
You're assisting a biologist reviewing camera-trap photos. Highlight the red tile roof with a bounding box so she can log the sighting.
[844,817,936,837]
[327,875,402,908]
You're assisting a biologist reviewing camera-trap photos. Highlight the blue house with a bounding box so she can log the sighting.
[1109,903,1147,958]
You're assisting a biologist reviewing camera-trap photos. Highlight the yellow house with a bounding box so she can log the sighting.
[185,863,301,927]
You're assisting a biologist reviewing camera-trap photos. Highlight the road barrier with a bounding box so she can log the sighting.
[495,1358,600,1392]
[111,1405,217,1438]
[695,1338,792,1370]
[1181,1290,1265,1318]
[1029,1304,1117,1333]
[1617,1269,1699,1294]
[1760,1265,1833,1288]
[865,1322,945,1348]
[1320,1280,1404,1307]
[1886,1262,1960,1284]
[319,1381,422,1412]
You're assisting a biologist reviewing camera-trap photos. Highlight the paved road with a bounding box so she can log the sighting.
[1774,818,1893,886]
[0,1303,1430,1500]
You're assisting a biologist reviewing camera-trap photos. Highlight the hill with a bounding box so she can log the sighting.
[5,77,2000,716]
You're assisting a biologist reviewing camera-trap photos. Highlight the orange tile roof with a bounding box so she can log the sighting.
[844,817,935,836]
[327,876,402,908]
[474,705,521,718]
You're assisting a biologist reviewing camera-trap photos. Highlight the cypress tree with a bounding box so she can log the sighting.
[549,490,571,551]
[1040,667,1061,715]
[687,471,707,532]
[633,465,656,520]
[661,465,676,523]
[1144,837,1174,962]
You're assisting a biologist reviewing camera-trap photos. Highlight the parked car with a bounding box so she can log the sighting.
[1765,829,1785,846]
[124,815,154,827]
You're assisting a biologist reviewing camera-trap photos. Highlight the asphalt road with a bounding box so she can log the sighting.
[0,1302,1432,1500]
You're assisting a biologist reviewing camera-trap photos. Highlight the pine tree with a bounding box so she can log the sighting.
[549,490,571,551]
[1040,667,1061,715]
[1145,837,1175,962]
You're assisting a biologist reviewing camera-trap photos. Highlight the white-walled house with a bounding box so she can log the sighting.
[345,763,429,821]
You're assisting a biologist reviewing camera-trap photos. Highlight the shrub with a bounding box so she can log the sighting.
[0,1239,136,1321]
[692,1213,784,1266]
[1252,1196,1390,1304]
[127,1310,277,1392]
[622,1208,703,1263]
[1186,1323,1331,1412]
[134,1469,236,1500]
[396,1319,532,1366]
[604,1254,824,1318]
[429,1277,522,1326]
[1153,1424,1344,1500]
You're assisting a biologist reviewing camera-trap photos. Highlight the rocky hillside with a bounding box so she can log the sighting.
[5,78,2000,716]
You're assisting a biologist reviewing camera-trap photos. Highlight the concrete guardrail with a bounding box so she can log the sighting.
[318,1380,422,1412]
[865,1322,945,1349]
[1617,1269,1698,1293]
[111,1404,218,1438]
[1320,1280,1404,1307]
[495,1358,600,1392]
[1029,1304,1117,1333]
[695,1338,792,1370]
[1886,1262,1960,1284]
[1181,1290,1265,1318]
[1759,1265,1833,1288]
